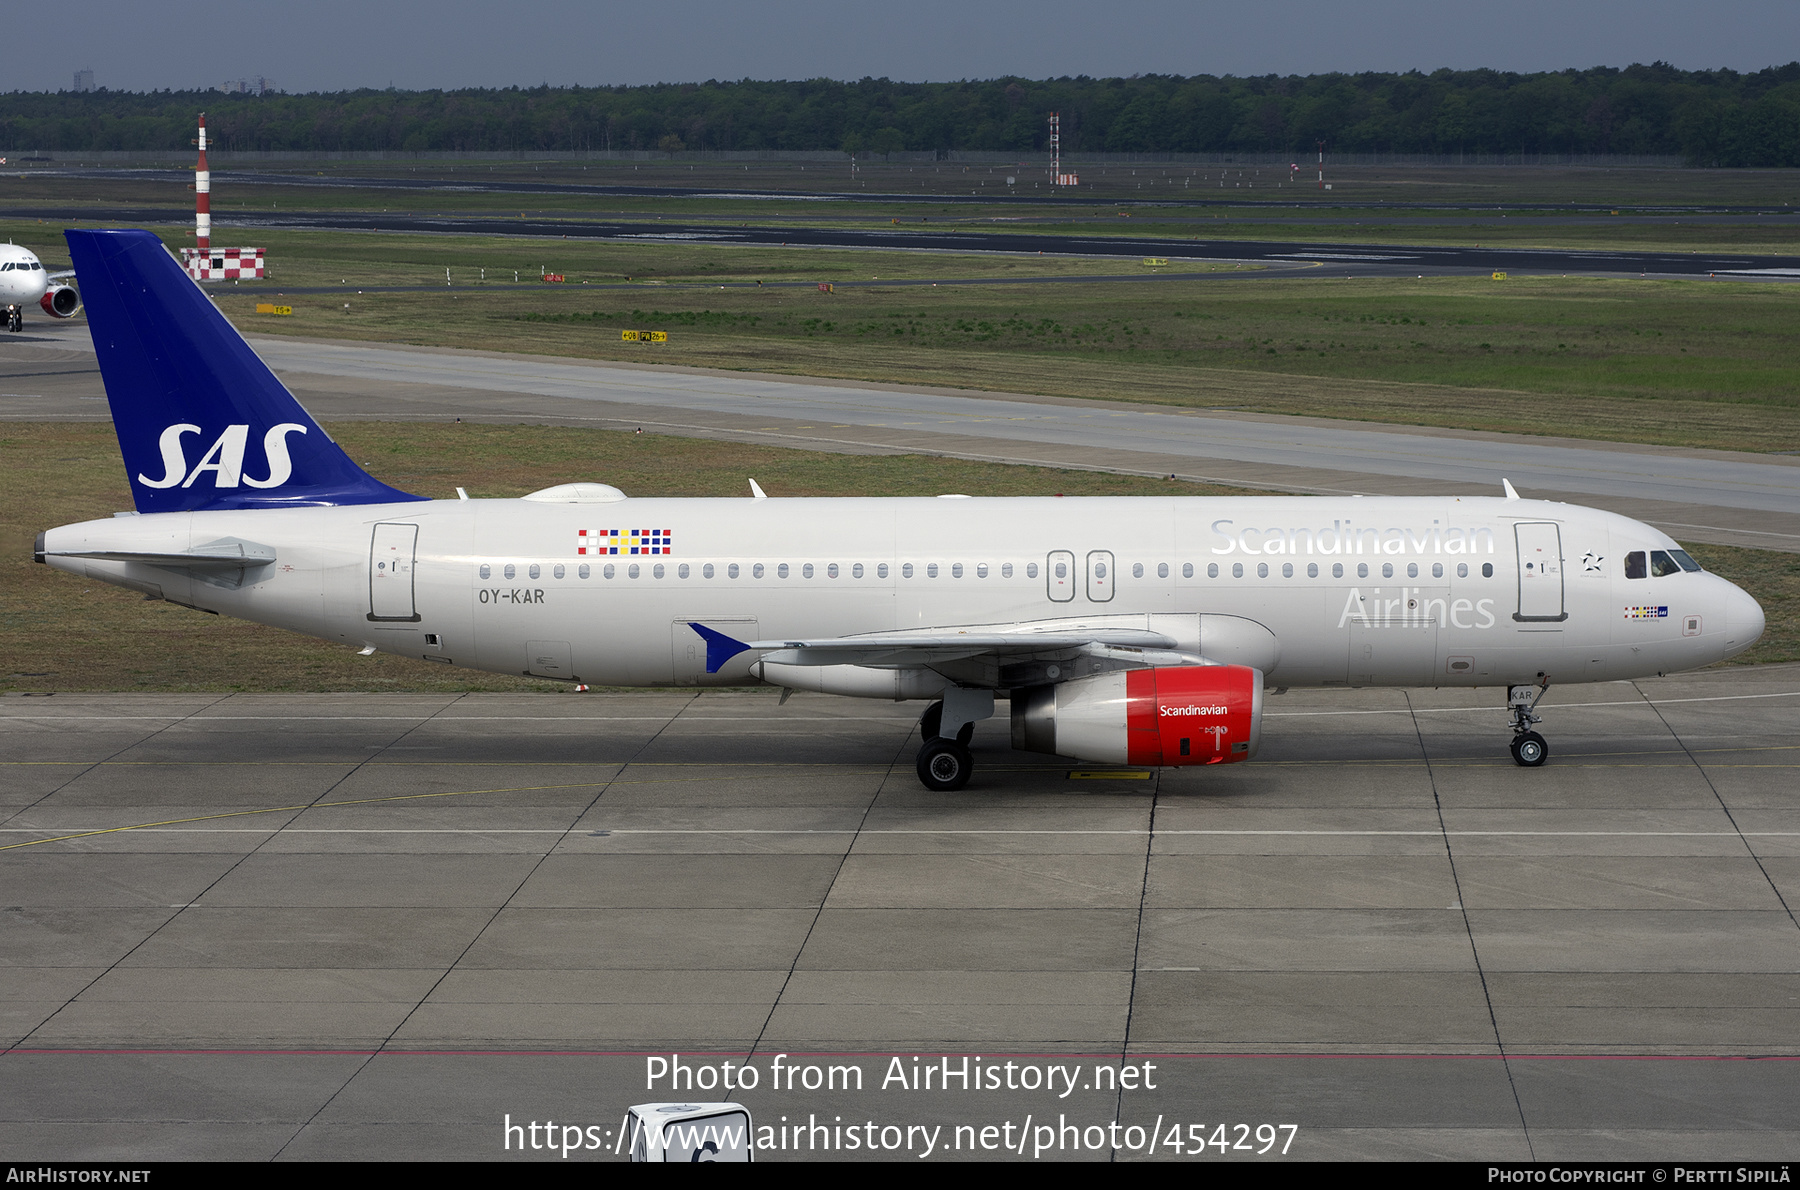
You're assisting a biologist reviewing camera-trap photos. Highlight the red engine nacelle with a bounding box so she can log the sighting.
[40,284,81,319]
[1011,665,1263,766]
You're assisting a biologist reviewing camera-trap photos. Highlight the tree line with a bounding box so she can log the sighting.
[3,64,1797,166]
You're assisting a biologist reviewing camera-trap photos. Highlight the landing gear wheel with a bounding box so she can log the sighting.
[916,739,974,791]
[919,700,974,745]
[1510,731,1548,767]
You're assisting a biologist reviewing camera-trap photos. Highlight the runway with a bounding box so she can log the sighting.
[8,204,1799,281]
[2,672,1797,1160]
[4,324,1797,553]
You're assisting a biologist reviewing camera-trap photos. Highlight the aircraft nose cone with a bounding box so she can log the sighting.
[1722,580,1764,660]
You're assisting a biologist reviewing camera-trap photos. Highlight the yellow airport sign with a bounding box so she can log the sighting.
[1143,257,1169,266]
[254,303,293,315]
[621,329,668,342]
[1491,271,1509,280]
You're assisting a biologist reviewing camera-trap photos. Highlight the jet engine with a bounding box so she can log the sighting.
[1011,665,1263,766]
[40,284,81,318]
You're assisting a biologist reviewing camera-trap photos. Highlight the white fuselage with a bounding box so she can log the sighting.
[0,245,49,309]
[43,494,1764,693]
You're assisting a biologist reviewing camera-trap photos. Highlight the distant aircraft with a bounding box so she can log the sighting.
[0,242,81,331]
[37,230,1765,790]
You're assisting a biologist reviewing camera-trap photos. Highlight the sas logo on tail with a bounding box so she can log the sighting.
[138,423,307,489]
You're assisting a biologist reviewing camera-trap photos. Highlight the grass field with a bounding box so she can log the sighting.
[2,422,1793,695]
[36,222,1782,453]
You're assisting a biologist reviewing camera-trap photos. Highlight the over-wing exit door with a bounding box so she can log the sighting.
[369,523,420,622]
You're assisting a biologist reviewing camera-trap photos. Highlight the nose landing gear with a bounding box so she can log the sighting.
[5,306,22,333]
[1507,676,1550,767]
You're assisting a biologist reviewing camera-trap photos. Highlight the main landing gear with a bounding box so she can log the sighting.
[1507,676,1551,767]
[914,695,983,792]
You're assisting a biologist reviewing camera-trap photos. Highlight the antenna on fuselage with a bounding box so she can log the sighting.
[748,478,767,499]
[1502,478,1521,500]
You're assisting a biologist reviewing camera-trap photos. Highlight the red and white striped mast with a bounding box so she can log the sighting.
[195,113,210,255]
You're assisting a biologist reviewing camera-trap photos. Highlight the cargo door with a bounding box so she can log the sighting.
[1515,522,1567,622]
[525,640,574,680]
[672,618,759,686]
[368,523,420,622]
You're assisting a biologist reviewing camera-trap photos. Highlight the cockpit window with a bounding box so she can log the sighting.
[1668,549,1702,573]
[0,263,11,271]
[1625,551,1646,579]
[1650,550,1683,578]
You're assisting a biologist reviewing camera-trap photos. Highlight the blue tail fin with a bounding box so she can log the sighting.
[66,229,423,513]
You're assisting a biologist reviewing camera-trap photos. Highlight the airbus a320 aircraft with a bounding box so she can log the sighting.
[0,241,81,332]
[37,230,1765,790]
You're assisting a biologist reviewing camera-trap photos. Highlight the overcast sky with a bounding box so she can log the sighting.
[8,1,1797,93]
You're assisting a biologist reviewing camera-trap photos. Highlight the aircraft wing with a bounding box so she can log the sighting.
[690,621,1183,673]
[46,270,75,281]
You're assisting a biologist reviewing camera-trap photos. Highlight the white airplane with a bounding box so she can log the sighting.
[0,241,81,332]
[37,230,1766,790]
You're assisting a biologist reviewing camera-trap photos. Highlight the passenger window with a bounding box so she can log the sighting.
[653,563,665,579]
[1054,562,1066,579]
[553,564,565,579]
[802,563,814,578]
[1406,562,1418,578]
[579,564,590,578]
[753,563,765,578]
[951,563,963,578]
[1332,563,1343,578]
[528,563,541,580]
[1026,562,1037,578]
[1157,562,1169,578]
[479,564,491,580]
[1456,563,1467,578]
[678,564,690,578]
[1357,563,1368,578]
[1207,563,1218,578]
[1132,562,1144,578]
[1431,563,1443,578]
[1256,563,1268,578]
[976,563,987,578]
[927,563,939,578]
[1650,550,1683,578]
[628,564,641,578]
[1001,563,1012,578]
[1231,563,1243,578]
[728,563,740,578]
[1381,563,1393,578]
[503,563,516,580]
[1282,563,1293,578]
[829,563,839,578]
[1481,563,1493,578]
[778,563,790,578]
[1182,563,1193,578]
[703,563,714,578]
[878,563,889,578]
[1625,551,1646,579]
[603,564,615,579]
[1307,563,1318,578]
